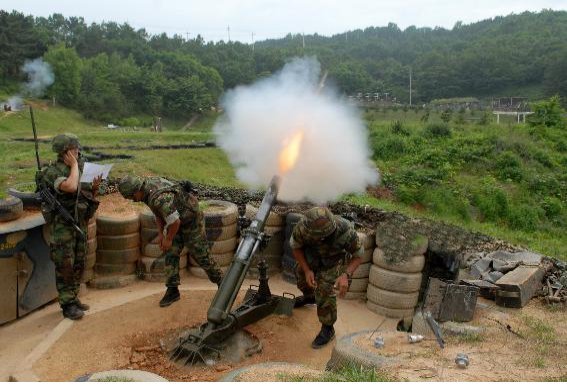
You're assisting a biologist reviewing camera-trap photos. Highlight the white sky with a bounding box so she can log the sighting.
[2,0,566,43]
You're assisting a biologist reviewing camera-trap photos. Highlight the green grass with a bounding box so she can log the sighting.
[1,100,565,260]
[95,375,135,382]
[282,363,396,382]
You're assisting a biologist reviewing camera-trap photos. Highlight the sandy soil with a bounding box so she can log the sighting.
[27,275,566,382]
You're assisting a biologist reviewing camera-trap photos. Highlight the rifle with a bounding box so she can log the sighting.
[31,105,85,239]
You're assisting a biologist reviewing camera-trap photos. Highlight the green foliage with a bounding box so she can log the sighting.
[423,122,452,138]
[390,120,409,136]
[527,95,566,128]
[283,363,395,382]
[440,109,452,123]
[495,151,523,182]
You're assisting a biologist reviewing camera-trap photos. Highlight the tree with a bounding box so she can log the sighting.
[527,95,566,128]
[44,44,82,105]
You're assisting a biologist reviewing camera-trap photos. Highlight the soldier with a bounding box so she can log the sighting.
[118,175,223,307]
[36,133,101,320]
[290,207,363,349]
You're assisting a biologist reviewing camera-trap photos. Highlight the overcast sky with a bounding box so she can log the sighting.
[2,0,566,43]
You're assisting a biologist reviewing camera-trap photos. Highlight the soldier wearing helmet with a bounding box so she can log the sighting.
[118,175,223,307]
[290,206,364,349]
[35,133,102,320]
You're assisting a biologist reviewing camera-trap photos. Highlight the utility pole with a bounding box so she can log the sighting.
[185,32,190,41]
[302,33,305,50]
[227,25,231,42]
[409,66,412,106]
[251,32,255,51]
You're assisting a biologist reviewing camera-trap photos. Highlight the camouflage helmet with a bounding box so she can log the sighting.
[303,207,337,239]
[52,133,80,154]
[118,175,144,198]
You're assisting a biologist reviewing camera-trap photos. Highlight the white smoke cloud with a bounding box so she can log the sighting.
[21,58,54,97]
[214,57,379,203]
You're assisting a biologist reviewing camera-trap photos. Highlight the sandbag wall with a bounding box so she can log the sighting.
[81,218,97,283]
[343,231,376,300]
[189,200,238,278]
[91,213,140,289]
[244,204,285,278]
[365,230,427,324]
[138,207,187,282]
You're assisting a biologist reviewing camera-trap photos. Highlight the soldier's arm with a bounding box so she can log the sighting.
[290,224,316,288]
[59,151,80,193]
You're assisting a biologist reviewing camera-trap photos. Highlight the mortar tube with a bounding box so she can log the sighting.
[206,175,281,325]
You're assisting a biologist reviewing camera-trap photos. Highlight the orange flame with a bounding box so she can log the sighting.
[278,130,304,174]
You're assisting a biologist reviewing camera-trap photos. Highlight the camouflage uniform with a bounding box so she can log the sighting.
[36,134,98,308]
[290,209,363,326]
[138,177,222,287]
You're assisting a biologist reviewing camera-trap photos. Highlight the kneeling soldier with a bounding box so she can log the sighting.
[290,207,363,348]
[118,175,223,307]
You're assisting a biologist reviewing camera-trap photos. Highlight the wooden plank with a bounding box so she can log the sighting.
[460,279,499,300]
[0,257,18,325]
[495,265,545,308]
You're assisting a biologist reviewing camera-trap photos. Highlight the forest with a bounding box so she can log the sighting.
[1,9,567,120]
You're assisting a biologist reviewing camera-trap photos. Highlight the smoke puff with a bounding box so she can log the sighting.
[214,57,379,203]
[22,58,54,97]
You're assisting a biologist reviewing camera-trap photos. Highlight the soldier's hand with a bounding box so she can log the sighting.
[63,150,78,167]
[160,237,172,252]
[335,274,349,297]
[305,270,316,288]
[92,174,103,195]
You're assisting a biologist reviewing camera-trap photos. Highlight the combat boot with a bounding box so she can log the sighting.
[62,303,84,320]
[159,287,180,307]
[75,300,90,311]
[311,324,335,349]
[294,294,316,308]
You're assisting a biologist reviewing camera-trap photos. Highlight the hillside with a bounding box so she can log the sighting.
[1,9,567,121]
[1,103,565,259]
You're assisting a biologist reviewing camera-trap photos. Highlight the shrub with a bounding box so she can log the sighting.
[424,122,452,138]
[440,109,452,123]
[372,135,409,160]
[471,180,509,223]
[390,120,409,136]
[507,204,541,231]
[541,197,563,219]
[495,151,523,182]
[527,95,566,128]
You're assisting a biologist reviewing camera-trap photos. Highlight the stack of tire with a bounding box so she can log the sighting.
[244,204,285,279]
[366,233,427,325]
[343,230,376,300]
[188,200,237,279]
[91,213,140,289]
[138,207,187,282]
[81,217,97,283]
[282,212,304,284]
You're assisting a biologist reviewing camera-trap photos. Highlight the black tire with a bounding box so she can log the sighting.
[360,248,373,263]
[96,248,140,264]
[139,208,157,229]
[96,214,140,235]
[372,248,425,273]
[85,252,96,269]
[0,195,23,222]
[97,232,140,250]
[343,291,366,300]
[210,251,234,267]
[245,204,285,227]
[203,200,238,227]
[189,266,228,279]
[368,265,422,293]
[349,277,369,293]
[206,223,238,242]
[366,283,419,309]
[258,232,284,256]
[210,237,238,254]
[352,262,371,279]
[140,228,159,246]
[95,262,137,275]
[81,268,94,283]
[365,300,415,319]
[7,186,42,209]
[357,230,376,250]
[326,330,393,371]
[143,243,163,258]
[87,221,97,239]
[139,257,165,274]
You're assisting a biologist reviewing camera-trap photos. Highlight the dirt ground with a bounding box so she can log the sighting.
[23,275,566,382]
